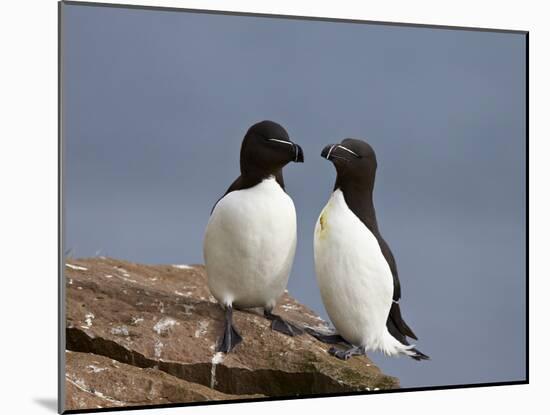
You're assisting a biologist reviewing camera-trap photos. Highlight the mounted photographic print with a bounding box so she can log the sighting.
[59,1,528,413]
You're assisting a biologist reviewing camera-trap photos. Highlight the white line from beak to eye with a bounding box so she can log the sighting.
[326,144,336,159]
[337,145,360,157]
[268,138,293,146]
[268,138,299,161]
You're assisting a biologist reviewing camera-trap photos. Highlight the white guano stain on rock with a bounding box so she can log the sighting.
[154,339,163,358]
[210,352,224,389]
[112,267,137,283]
[130,317,144,325]
[86,365,107,373]
[110,326,129,336]
[172,264,193,270]
[66,263,88,271]
[83,313,95,329]
[175,290,193,297]
[194,320,209,338]
[115,267,130,276]
[281,304,299,311]
[153,317,177,335]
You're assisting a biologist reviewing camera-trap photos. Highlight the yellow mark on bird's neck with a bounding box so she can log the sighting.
[318,209,329,239]
[319,213,327,231]
[318,198,336,239]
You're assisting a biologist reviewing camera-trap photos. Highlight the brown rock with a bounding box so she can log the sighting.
[65,351,259,410]
[64,257,398,410]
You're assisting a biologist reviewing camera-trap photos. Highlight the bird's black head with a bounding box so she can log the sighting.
[321,138,377,190]
[240,120,304,176]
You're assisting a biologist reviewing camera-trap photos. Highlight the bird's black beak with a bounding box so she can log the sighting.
[294,143,304,163]
[267,138,304,163]
[321,144,336,161]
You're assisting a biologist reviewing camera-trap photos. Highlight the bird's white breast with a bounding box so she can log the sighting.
[313,189,393,347]
[204,177,297,309]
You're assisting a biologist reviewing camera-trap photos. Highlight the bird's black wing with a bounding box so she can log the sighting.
[377,236,418,341]
[376,237,401,301]
[274,170,285,190]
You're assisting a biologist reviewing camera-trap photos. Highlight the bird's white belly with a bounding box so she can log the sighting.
[204,177,297,309]
[314,189,393,347]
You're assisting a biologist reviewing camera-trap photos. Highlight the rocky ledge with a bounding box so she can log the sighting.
[64,258,398,411]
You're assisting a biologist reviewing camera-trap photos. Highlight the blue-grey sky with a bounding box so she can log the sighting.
[62,4,526,389]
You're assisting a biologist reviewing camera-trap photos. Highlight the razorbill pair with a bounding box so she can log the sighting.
[203,121,428,361]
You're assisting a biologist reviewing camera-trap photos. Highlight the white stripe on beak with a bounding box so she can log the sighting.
[268,138,299,161]
[337,145,360,158]
[268,138,294,146]
[326,144,336,159]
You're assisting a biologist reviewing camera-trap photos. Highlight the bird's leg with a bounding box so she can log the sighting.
[264,309,304,336]
[328,345,366,360]
[216,305,243,353]
[304,327,351,346]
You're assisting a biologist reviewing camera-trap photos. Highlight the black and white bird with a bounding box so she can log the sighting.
[311,138,428,361]
[204,120,304,353]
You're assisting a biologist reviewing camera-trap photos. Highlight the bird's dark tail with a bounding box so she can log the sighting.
[388,302,417,340]
[386,302,429,361]
[410,348,430,361]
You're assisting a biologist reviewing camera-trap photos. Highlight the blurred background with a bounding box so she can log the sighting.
[63,4,526,388]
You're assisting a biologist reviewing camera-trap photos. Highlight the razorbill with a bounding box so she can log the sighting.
[204,120,305,353]
[311,138,428,361]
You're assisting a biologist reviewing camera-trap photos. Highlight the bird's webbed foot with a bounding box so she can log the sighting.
[328,345,366,360]
[304,327,351,346]
[264,309,304,336]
